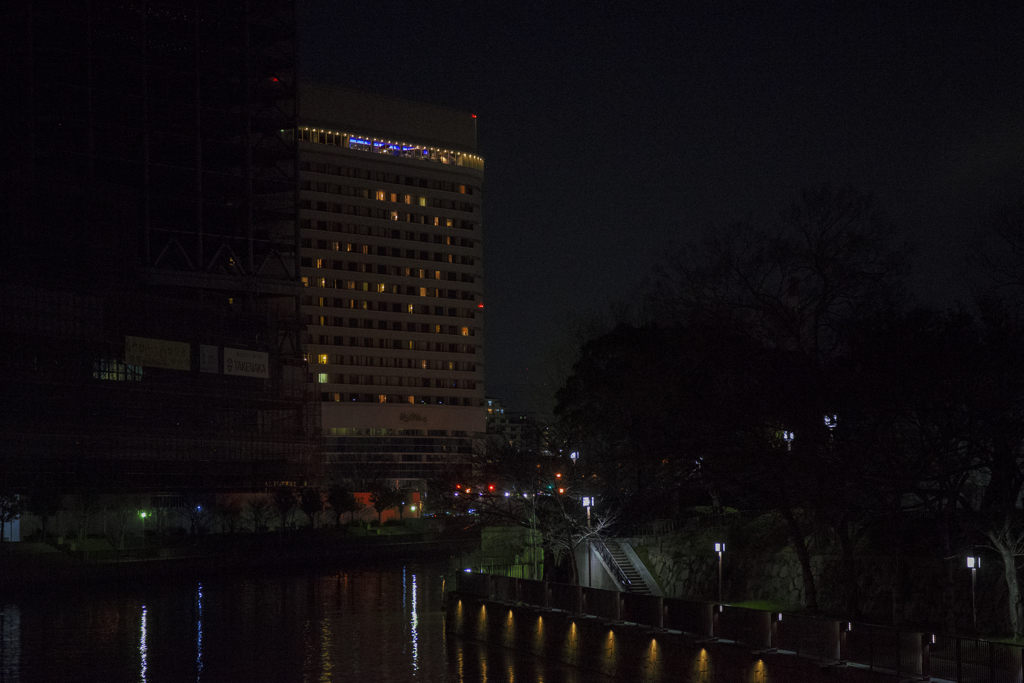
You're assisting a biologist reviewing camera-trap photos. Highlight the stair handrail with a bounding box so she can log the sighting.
[593,537,633,590]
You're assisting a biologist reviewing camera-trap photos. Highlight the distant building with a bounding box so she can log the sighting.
[485,398,547,456]
[485,398,510,436]
[295,85,485,493]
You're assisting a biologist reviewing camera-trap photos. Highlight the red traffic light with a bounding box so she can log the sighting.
[488,484,495,491]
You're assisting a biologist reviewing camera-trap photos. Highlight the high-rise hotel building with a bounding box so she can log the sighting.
[296,85,485,492]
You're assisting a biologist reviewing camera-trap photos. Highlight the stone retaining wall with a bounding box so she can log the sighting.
[629,535,1008,633]
[447,593,909,682]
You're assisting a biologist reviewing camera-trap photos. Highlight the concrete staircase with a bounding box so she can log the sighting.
[605,539,653,594]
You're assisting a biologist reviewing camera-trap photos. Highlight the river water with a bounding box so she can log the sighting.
[0,562,604,683]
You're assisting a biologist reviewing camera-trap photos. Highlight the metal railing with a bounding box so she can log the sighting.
[593,537,633,590]
[455,572,1024,683]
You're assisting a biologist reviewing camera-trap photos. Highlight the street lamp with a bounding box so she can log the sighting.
[139,511,147,548]
[783,431,795,452]
[715,542,725,603]
[583,497,595,587]
[570,451,579,462]
[967,556,980,631]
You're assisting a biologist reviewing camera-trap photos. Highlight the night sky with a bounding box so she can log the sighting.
[298,1,1024,410]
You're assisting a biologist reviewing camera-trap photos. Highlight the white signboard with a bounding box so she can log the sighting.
[224,348,269,378]
[125,336,190,371]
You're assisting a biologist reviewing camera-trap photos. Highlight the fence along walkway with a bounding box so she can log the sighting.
[455,572,1023,683]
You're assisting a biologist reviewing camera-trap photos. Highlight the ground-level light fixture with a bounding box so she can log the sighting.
[783,431,795,451]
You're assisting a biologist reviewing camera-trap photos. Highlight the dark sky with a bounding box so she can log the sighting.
[298,1,1024,410]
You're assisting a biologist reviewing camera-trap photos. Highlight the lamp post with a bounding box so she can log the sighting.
[967,556,980,631]
[139,511,147,549]
[783,431,795,452]
[715,542,725,603]
[824,414,838,450]
[583,497,594,587]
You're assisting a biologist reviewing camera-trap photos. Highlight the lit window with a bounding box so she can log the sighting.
[301,277,309,287]
[407,304,414,313]
[376,283,386,293]
[390,211,398,221]
[404,194,412,204]
[390,193,398,202]
[318,373,329,383]
[418,197,426,206]
[461,327,469,336]
[419,287,427,297]
[376,190,386,201]
[318,354,328,364]
[316,258,324,268]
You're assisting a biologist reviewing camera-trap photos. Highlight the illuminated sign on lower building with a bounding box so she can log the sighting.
[224,348,269,378]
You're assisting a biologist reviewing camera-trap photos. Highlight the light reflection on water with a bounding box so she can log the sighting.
[139,605,147,683]
[0,564,607,683]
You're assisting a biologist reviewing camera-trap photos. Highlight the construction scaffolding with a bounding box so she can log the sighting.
[1,0,319,493]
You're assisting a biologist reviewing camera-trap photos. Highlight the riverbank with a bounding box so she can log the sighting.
[0,524,481,592]
[450,572,1024,683]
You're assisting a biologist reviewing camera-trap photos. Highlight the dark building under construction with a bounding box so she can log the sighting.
[0,1,319,493]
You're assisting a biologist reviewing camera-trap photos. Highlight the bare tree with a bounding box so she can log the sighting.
[983,514,1024,637]
[69,490,100,543]
[107,496,141,550]
[272,487,297,532]
[245,495,273,533]
[0,489,21,551]
[299,487,325,529]
[369,483,400,525]
[215,496,244,534]
[327,484,362,527]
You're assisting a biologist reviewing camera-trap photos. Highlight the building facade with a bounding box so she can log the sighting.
[295,85,485,494]
[0,1,318,493]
